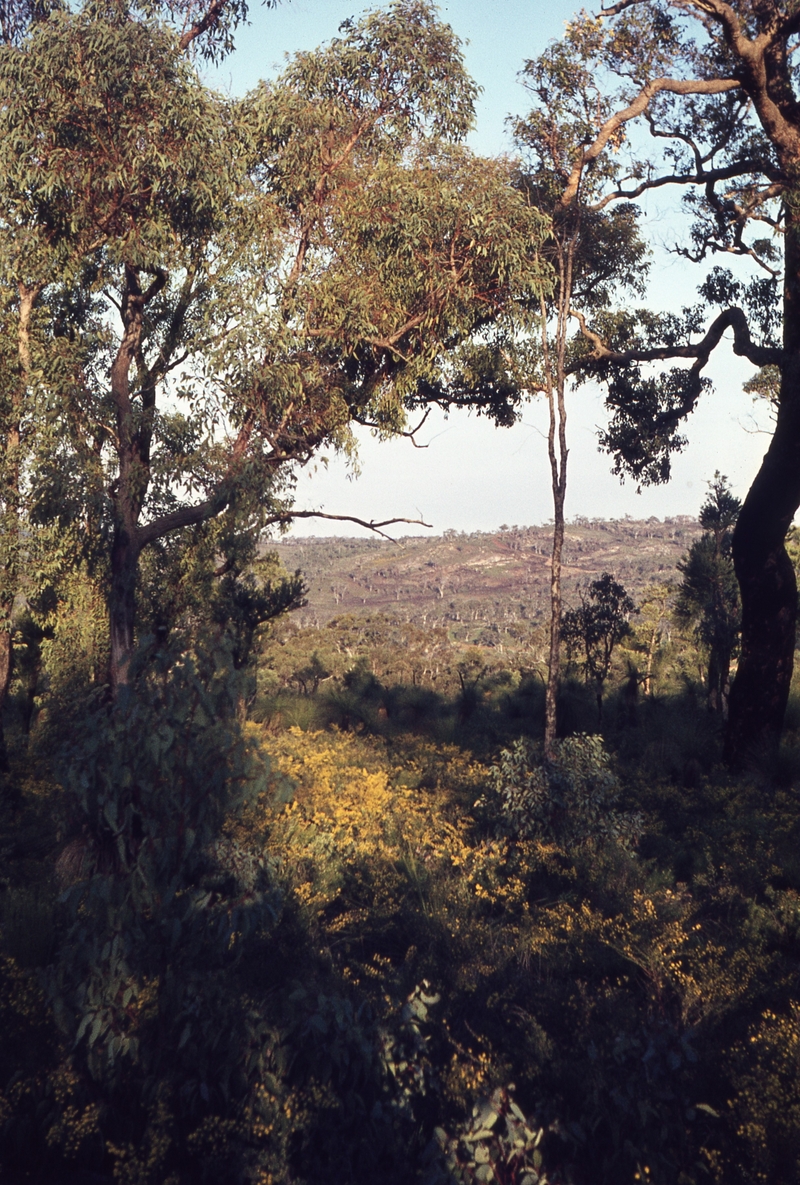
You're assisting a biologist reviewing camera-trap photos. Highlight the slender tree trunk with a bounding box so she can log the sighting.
[725,223,800,764]
[542,235,574,757]
[644,622,658,696]
[545,484,566,754]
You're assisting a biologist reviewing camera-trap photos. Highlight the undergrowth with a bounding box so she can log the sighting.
[2,663,800,1183]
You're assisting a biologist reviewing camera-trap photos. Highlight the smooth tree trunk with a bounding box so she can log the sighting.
[541,236,575,758]
[544,488,566,754]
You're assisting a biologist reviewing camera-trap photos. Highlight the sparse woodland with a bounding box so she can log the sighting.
[4,1,800,1183]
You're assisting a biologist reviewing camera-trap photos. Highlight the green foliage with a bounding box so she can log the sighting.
[728,1003,800,1185]
[486,734,643,851]
[138,531,306,675]
[5,666,800,1182]
[0,0,550,704]
[5,2,800,1180]
[429,1087,551,1185]
[0,11,232,268]
[676,476,741,713]
[562,573,637,719]
[43,643,281,1181]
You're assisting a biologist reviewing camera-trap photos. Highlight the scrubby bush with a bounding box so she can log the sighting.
[25,642,283,1183]
[4,637,800,1183]
[485,734,643,850]
[427,1086,552,1185]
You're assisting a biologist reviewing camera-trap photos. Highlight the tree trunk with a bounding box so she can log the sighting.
[0,626,11,774]
[644,622,658,696]
[707,647,722,715]
[108,528,140,696]
[0,283,40,771]
[724,212,800,765]
[545,493,566,754]
[541,237,573,758]
[725,381,800,765]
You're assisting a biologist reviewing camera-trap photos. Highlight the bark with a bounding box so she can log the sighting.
[707,643,732,717]
[109,529,140,695]
[644,623,658,696]
[724,217,800,764]
[0,283,39,766]
[544,488,565,753]
[724,423,800,763]
[0,630,10,774]
[542,234,574,757]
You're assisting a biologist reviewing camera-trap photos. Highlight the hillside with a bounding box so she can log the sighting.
[273,516,702,637]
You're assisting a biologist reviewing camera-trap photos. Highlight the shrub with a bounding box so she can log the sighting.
[49,641,281,1182]
[486,734,642,850]
[426,1086,553,1185]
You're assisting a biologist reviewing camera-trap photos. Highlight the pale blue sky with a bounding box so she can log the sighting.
[206,0,772,535]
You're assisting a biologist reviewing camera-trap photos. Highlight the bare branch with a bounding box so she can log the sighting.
[599,0,645,16]
[178,0,226,52]
[592,158,782,210]
[263,510,433,542]
[353,407,432,447]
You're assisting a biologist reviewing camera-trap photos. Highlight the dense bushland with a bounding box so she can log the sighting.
[3,0,800,1175]
[2,588,800,1184]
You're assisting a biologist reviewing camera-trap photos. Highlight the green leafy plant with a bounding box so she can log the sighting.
[49,641,279,1180]
[486,734,642,851]
[561,574,637,724]
[427,1086,551,1185]
[676,476,741,715]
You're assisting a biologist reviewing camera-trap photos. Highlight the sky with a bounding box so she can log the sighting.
[205,0,773,536]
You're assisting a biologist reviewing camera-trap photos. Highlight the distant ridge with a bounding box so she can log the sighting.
[273,517,701,631]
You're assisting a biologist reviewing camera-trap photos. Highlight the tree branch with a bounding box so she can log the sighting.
[178,0,227,52]
[353,407,432,447]
[592,158,783,210]
[262,510,433,542]
[135,411,255,550]
[569,305,783,372]
[561,75,740,207]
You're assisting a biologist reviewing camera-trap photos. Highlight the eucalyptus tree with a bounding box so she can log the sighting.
[0,0,549,698]
[514,1,800,764]
[0,0,256,766]
[511,45,649,754]
[395,48,647,755]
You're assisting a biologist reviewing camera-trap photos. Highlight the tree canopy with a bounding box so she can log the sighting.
[513,0,800,762]
[0,0,550,709]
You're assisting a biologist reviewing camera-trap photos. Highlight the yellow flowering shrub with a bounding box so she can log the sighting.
[5,690,800,1185]
[727,1002,800,1184]
[240,728,484,923]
